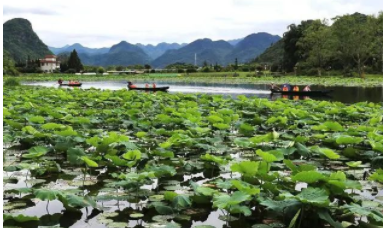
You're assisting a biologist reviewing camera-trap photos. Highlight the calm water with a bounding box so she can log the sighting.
[22,80,383,103]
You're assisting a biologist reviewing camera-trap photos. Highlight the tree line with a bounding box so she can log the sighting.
[255,12,383,77]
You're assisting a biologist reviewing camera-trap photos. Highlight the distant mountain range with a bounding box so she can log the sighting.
[4,18,281,67]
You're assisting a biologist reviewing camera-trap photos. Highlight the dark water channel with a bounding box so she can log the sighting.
[23,80,383,103]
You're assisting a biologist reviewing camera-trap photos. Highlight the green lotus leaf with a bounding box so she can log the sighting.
[231,161,260,177]
[22,146,49,159]
[336,135,363,145]
[164,191,178,201]
[346,161,362,168]
[154,204,174,215]
[317,209,343,228]
[250,133,273,144]
[213,123,230,130]
[3,214,39,222]
[54,127,78,136]
[201,153,228,165]
[231,180,260,195]
[146,165,176,177]
[130,213,144,218]
[259,198,301,213]
[312,121,344,132]
[41,123,66,130]
[229,204,252,216]
[213,191,251,209]
[295,187,330,206]
[62,194,97,209]
[28,115,45,124]
[234,137,252,147]
[369,169,383,183]
[81,156,98,167]
[136,131,147,138]
[34,189,62,201]
[207,115,224,123]
[292,171,325,183]
[295,143,311,156]
[172,195,192,209]
[104,154,128,166]
[67,147,86,165]
[342,203,383,222]
[369,141,383,153]
[122,150,141,161]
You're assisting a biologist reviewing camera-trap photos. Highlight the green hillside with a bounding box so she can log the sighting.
[3,18,52,62]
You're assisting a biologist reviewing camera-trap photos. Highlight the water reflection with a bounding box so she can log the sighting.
[22,80,383,103]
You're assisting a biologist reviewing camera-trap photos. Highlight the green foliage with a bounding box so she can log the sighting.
[4,78,20,86]
[67,49,83,73]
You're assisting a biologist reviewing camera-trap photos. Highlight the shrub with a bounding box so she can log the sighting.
[4,78,20,86]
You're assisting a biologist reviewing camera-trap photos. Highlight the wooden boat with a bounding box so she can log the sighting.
[270,89,332,96]
[128,86,169,92]
[59,83,82,87]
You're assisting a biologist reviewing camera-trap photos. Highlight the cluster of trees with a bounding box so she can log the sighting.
[256,12,383,77]
[3,51,19,75]
[60,50,84,73]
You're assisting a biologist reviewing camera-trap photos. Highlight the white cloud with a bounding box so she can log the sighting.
[3,0,382,47]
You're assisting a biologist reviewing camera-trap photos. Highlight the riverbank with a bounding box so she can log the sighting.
[4,73,383,87]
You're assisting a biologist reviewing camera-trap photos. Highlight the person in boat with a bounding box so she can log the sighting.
[145,83,149,88]
[303,85,311,91]
[128,81,137,88]
[58,79,63,85]
[270,83,281,91]
[282,84,290,91]
[153,83,156,89]
[293,85,300,92]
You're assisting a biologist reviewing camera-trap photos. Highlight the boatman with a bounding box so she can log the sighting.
[58,78,63,85]
[128,81,137,88]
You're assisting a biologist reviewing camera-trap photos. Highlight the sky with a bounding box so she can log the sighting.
[3,0,383,48]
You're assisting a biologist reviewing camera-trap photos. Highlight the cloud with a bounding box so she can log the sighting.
[3,5,59,16]
[3,0,383,47]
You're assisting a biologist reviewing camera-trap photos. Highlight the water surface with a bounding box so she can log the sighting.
[22,80,383,103]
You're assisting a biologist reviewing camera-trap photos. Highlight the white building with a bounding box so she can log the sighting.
[40,55,60,72]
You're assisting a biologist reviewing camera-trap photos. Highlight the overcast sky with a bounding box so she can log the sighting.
[3,0,382,48]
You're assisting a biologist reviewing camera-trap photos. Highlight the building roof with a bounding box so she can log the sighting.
[45,55,56,58]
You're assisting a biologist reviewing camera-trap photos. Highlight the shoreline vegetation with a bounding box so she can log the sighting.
[5,73,383,87]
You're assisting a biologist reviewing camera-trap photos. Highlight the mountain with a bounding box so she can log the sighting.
[3,18,52,62]
[76,41,151,66]
[253,39,284,65]
[136,42,186,59]
[224,32,281,64]
[227,38,243,46]
[151,39,234,68]
[49,43,110,56]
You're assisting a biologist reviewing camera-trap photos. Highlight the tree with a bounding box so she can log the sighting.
[116,66,125,71]
[332,13,374,78]
[374,12,383,73]
[3,51,18,75]
[144,64,151,70]
[234,58,238,70]
[97,67,105,75]
[67,49,83,73]
[283,20,314,72]
[297,19,334,76]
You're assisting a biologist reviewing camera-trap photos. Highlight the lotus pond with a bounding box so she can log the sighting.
[3,86,383,228]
